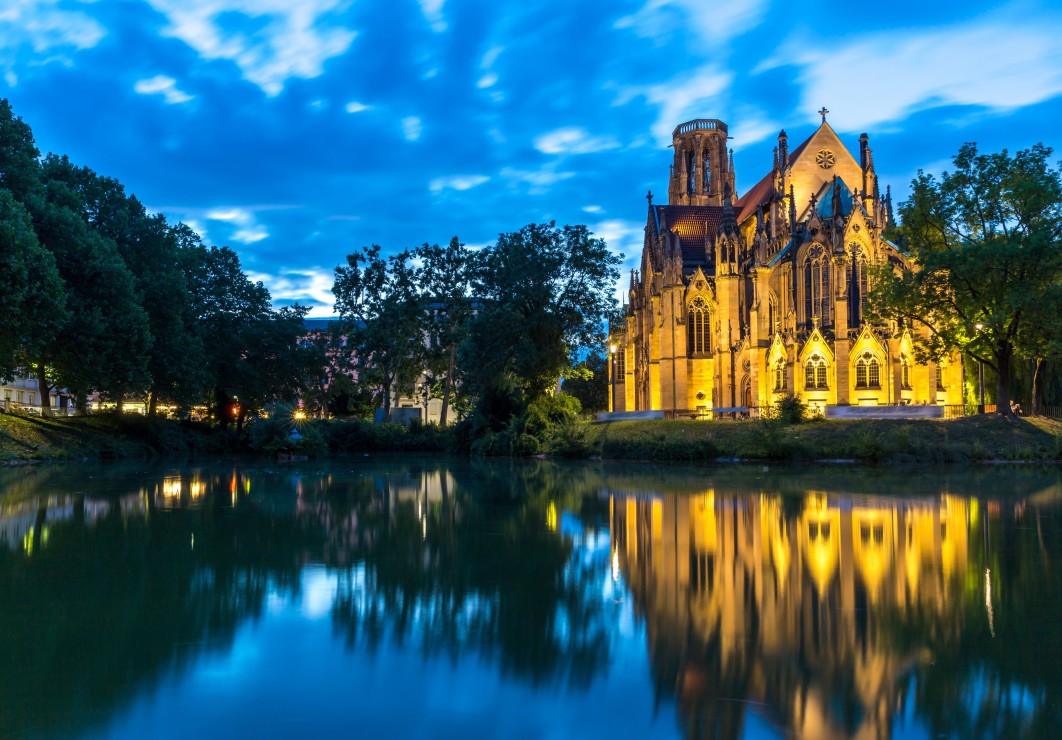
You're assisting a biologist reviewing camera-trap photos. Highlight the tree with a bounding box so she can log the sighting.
[41,156,208,414]
[416,236,474,425]
[333,246,426,419]
[0,190,66,384]
[871,143,1062,417]
[30,188,152,413]
[561,352,609,415]
[462,222,620,428]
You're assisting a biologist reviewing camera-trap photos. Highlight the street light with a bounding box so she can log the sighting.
[974,323,985,414]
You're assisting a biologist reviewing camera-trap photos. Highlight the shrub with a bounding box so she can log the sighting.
[765,393,807,424]
[247,405,327,457]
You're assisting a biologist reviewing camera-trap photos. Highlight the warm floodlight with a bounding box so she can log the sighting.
[293,409,307,421]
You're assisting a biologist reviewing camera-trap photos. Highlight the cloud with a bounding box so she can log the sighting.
[615,68,732,145]
[143,0,357,96]
[765,17,1062,132]
[477,45,502,88]
[418,0,446,33]
[429,174,490,192]
[534,127,621,155]
[615,0,766,45]
[0,0,106,82]
[401,116,422,141]
[134,74,194,104]
[246,267,336,316]
[206,206,268,243]
[499,165,575,195]
[582,205,603,214]
[344,100,370,113]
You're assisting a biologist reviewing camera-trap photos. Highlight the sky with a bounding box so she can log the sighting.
[3,0,1062,317]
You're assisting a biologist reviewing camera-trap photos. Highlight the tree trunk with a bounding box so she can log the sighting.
[1032,358,1044,416]
[995,343,1014,418]
[75,391,88,416]
[35,362,53,418]
[440,344,456,426]
[148,387,158,417]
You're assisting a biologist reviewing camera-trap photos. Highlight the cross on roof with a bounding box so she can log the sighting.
[646,189,653,205]
[818,107,829,123]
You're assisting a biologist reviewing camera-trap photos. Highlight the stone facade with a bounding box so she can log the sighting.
[608,115,963,415]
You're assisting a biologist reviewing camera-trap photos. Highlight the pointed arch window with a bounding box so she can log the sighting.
[848,244,871,327]
[901,356,911,389]
[686,150,696,196]
[855,351,880,389]
[805,353,829,389]
[803,246,830,327]
[774,359,786,391]
[687,296,711,355]
[702,149,711,194]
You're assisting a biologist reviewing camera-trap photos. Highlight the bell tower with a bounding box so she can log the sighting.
[667,119,732,206]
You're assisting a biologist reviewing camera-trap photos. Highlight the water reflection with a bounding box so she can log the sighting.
[0,462,1060,738]
[609,473,1062,738]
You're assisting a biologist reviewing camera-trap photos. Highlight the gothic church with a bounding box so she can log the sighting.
[608,113,963,415]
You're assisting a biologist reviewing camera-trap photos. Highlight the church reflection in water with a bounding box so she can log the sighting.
[610,490,972,739]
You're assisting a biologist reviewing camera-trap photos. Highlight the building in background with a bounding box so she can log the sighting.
[608,112,963,416]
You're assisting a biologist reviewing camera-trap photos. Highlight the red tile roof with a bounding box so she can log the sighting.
[735,133,813,224]
[655,205,723,266]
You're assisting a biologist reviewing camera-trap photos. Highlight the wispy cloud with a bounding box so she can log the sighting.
[144,0,357,96]
[206,206,268,244]
[615,0,766,45]
[765,16,1062,132]
[401,116,422,141]
[0,0,105,84]
[246,267,336,316]
[134,74,193,104]
[429,174,490,192]
[344,100,370,113]
[615,68,733,145]
[418,0,446,33]
[499,165,575,195]
[534,127,620,155]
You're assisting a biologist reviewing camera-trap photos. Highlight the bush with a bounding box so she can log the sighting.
[247,405,327,457]
[767,393,807,425]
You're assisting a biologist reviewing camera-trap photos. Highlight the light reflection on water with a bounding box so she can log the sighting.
[0,461,1061,739]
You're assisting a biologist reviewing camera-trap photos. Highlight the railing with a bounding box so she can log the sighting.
[663,407,763,421]
[673,119,728,137]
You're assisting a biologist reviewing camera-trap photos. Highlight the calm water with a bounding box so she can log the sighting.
[1,459,1061,739]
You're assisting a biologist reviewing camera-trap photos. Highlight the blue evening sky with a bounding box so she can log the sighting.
[3,0,1061,316]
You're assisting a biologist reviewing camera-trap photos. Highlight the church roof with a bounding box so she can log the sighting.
[735,132,814,224]
[654,204,723,265]
[816,176,855,219]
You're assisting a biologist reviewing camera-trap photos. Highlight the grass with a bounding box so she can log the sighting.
[582,415,1062,464]
[3,408,1061,466]
[0,412,231,463]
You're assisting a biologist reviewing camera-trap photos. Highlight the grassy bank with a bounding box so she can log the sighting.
[4,409,1061,465]
[0,412,231,463]
[583,415,1062,463]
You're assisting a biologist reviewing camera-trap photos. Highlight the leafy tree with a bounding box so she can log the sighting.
[871,143,1062,417]
[0,191,65,384]
[561,352,608,414]
[41,156,208,414]
[416,236,474,425]
[0,98,44,204]
[333,246,426,419]
[462,222,620,429]
[30,187,152,413]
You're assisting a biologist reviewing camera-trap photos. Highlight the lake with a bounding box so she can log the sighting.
[1,459,1060,739]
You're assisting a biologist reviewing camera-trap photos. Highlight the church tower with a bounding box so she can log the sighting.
[667,119,732,206]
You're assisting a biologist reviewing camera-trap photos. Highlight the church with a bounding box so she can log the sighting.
[607,111,963,416]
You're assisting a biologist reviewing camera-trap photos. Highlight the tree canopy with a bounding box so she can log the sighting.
[871,142,1062,416]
